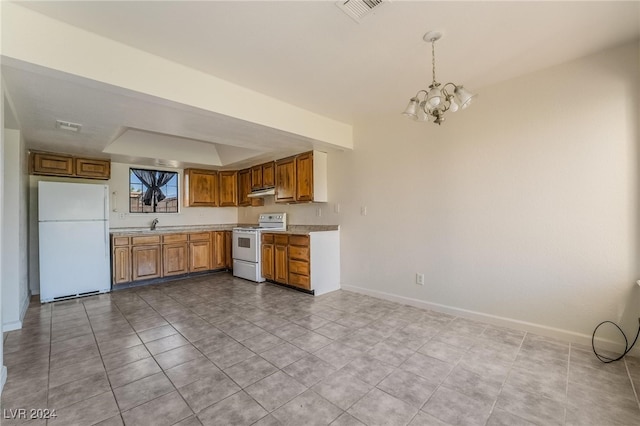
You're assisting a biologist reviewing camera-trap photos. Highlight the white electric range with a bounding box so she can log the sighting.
[232,213,287,282]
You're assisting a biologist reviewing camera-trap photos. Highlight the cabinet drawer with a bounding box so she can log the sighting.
[274,235,289,245]
[288,273,310,289]
[131,235,161,245]
[189,232,211,241]
[162,233,187,243]
[288,245,309,261]
[262,233,274,244]
[289,259,309,275]
[289,234,309,247]
[113,236,130,246]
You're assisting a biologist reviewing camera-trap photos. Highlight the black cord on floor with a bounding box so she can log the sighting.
[592,317,640,363]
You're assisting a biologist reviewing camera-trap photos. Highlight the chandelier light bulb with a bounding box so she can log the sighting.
[448,96,459,112]
[427,86,442,107]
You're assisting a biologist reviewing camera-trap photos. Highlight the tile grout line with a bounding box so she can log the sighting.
[623,357,640,413]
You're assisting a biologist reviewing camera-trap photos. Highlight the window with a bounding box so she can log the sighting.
[129,168,179,213]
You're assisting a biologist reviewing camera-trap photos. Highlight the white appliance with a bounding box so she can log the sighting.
[233,213,287,282]
[38,181,111,303]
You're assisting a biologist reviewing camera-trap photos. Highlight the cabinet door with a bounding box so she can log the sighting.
[295,152,314,202]
[211,231,226,269]
[75,158,111,179]
[163,243,188,276]
[184,169,218,207]
[132,245,162,281]
[112,246,131,285]
[218,171,238,207]
[275,157,296,203]
[251,165,263,190]
[189,241,212,272]
[31,152,74,176]
[225,231,232,269]
[238,168,252,206]
[274,244,288,284]
[262,243,274,280]
[262,162,275,188]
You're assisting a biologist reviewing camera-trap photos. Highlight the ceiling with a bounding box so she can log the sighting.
[3,1,639,169]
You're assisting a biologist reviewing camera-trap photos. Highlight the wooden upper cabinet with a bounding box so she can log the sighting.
[31,152,74,176]
[31,151,111,180]
[184,169,218,207]
[251,165,263,190]
[238,168,252,207]
[262,162,275,188]
[75,157,111,179]
[295,152,314,202]
[275,156,296,203]
[218,171,238,207]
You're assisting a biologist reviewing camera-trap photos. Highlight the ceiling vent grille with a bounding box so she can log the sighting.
[336,0,387,23]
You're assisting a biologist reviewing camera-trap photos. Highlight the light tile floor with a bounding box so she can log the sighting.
[2,272,640,426]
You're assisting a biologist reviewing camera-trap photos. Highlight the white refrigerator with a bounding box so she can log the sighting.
[38,181,111,303]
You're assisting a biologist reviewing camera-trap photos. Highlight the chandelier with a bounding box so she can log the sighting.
[402,31,477,125]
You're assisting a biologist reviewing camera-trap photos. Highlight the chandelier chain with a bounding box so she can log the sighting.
[431,40,436,85]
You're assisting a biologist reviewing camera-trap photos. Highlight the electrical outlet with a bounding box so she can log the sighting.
[416,273,425,285]
[334,203,340,213]
[118,213,125,220]
[316,207,322,217]
[361,206,367,216]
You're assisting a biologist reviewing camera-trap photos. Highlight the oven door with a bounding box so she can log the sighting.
[232,229,259,263]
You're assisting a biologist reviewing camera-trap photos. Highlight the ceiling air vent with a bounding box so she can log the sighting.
[336,0,387,23]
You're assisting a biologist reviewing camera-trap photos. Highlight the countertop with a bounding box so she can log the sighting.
[109,224,339,236]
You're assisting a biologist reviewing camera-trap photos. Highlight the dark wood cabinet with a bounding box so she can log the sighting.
[238,168,252,206]
[261,234,275,280]
[218,171,238,207]
[211,231,226,269]
[251,165,263,190]
[238,168,263,207]
[274,235,289,284]
[295,152,314,202]
[288,234,310,290]
[184,169,218,207]
[275,157,296,203]
[262,162,275,188]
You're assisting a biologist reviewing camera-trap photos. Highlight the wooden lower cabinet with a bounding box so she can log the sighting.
[112,230,232,286]
[189,240,212,272]
[211,231,226,269]
[132,245,162,281]
[274,242,289,284]
[261,234,274,280]
[260,231,339,294]
[224,231,232,269]
[163,243,188,276]
[112,246,131,284]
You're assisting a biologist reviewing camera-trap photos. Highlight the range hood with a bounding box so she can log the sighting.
[247,187,276,198]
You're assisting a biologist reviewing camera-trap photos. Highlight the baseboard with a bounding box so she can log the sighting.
[2,292,30,332]
[341,284,640,357]
[0,366,7,396]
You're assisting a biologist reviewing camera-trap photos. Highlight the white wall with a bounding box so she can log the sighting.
[339,41,640,351]
[2,128,29,330]
[0,78,7,394]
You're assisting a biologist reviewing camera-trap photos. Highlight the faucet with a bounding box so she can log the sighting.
[150,218,159,231]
